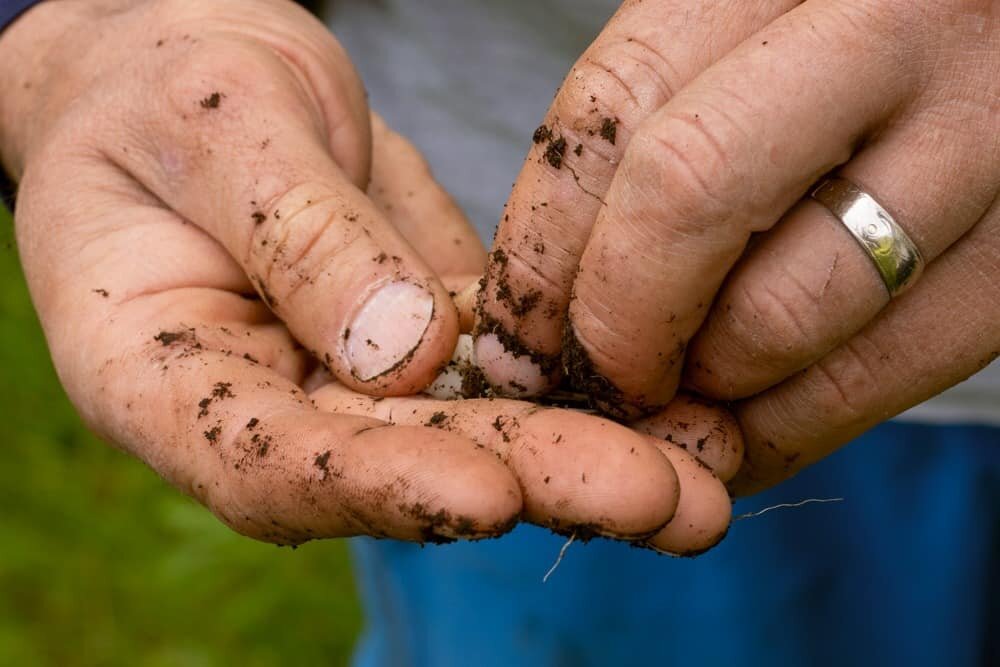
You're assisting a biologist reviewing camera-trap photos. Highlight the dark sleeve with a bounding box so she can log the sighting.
[0,0,39,33]
[0,0,45,211]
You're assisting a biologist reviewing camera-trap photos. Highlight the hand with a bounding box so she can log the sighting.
[474,1,999,491]
[0,0,734,549]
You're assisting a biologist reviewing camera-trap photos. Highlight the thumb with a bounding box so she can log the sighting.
[106,35,458,394]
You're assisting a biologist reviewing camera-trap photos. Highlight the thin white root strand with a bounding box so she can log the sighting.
[734,497,844,521]
[542,532,577,583]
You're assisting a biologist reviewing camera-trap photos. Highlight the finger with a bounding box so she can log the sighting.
[567,1,923,414]
[310,382,682,540]
[448,277,480,334]
[135,345,522,544]
[106,35,458,394]
[687,73,1000,399]
[474,0,801,397]
[642,437,733,557]
[15,163,522,544]
[631,393,744,482]
[729,196,1000,496]
[367,113,487,276]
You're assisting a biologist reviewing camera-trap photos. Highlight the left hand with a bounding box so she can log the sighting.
[474,0,1000,493]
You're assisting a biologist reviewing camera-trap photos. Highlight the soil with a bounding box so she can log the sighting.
[475,311,560,377]
[599,117,618,145]
[425,411,449,428]
[199,92,222,109]
[543,136,568,169]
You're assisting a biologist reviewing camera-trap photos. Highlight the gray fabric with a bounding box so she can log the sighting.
[327,0,1000,425]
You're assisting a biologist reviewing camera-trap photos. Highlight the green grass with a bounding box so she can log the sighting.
[0,206,363,666]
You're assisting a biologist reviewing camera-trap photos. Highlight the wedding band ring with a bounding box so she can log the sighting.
[810,177,924,298]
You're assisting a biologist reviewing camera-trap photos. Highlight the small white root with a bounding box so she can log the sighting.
[542,532,576,583]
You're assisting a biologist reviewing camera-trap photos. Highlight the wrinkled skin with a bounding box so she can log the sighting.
[0,0,735,550]
[476,0,1000,493]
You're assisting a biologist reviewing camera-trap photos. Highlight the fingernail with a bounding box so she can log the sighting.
[474,333,548,397]
[345,281,434,381]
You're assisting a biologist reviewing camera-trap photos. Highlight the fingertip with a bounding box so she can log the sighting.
[517,411,680,539]
[352,425,523,542]
[342,280,433,381]
[644,437,733,556]
[473,333,555,397]
[562,322,674,420]
[631,393,744,482]
[339,278,460,396]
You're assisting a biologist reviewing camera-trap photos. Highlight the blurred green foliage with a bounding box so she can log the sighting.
[0,207,362,666]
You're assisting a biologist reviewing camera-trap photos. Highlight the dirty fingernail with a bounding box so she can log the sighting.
[474,333,548,397]
[346,281,434,381]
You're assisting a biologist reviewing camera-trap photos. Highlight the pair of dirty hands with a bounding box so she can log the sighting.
[2,0,997,554]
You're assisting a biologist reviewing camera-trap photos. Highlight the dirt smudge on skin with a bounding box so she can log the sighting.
[561,327,659,422]
[510,289,543,318]
[476,311,560,377]
[197,381,235,418]
[398,502,518,544]
[314,450,332,479]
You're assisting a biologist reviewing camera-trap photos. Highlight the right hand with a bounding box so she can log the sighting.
[0,0,735,551]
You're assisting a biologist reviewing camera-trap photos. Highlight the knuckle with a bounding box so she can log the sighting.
[726,277,821,368]
[247,187,360,308]
[551,58,653,156]
[627,112,743,227]
[162,38,291,120]
[556,60,634,133]
[577,36,678,116]
[805,336,884,425]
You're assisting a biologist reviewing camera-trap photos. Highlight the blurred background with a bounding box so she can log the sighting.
[0,205,363,665]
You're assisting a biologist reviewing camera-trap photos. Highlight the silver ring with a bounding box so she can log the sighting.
[810,177,924,298]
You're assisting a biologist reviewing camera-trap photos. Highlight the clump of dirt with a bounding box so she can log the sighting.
[532,124,553,144]
[561,326,648,421]
[398,502,517,545]
[544,136,568,169]
[599,117,618,145]
[199,92,222,109]
[425,411,449,428]
[154,330,186,346]
[532,123,569,169]
[197,381,236,418]
[460,364,491,398]
[475,311,560,377]
[510,289,543,317]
